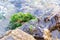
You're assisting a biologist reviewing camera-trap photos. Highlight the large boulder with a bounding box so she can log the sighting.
[0,29,36,40]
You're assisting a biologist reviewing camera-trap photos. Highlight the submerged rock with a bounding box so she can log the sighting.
[19,13,60,40]
[0,0,60,40]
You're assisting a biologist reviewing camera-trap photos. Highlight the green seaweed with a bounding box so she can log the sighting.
[9,12,35,30]
[29,25,33,31]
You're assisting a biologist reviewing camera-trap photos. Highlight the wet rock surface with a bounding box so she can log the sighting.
[0,0,60,40]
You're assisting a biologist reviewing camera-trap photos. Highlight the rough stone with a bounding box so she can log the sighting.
[0,29,36,40]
